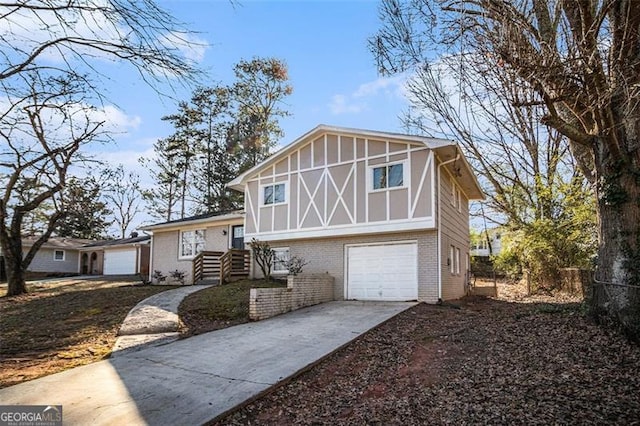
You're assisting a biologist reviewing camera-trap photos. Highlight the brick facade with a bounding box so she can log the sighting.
[249,274,334,320]
[253,230,439,303]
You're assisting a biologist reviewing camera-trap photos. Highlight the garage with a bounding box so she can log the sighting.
[103,248,137,275]
[347,242,418,301]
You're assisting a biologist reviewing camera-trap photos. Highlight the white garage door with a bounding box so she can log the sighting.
[104,248,136,275]
[347,242,418,301]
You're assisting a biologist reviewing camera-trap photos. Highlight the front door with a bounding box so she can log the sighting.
[232,225,244,249]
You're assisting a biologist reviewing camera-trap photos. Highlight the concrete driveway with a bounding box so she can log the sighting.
[0,301,416,425]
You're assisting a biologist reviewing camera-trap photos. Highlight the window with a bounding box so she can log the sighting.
[455,248,461,274]
[180,229,205,258]
[451,182,456,207]
[450,245,455,274]
[372,163,404,190]
[272,247,290,274]
[53,250,65,261]
[263,183,286,205]
[451,182,462,212]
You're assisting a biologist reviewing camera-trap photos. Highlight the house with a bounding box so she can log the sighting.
[470,228,502,257]
[227,125,484,302]
[0,234,152,281]
[140,211,246,284]
[145,124,484,302]
[79,234,151,276]
[0,237,93,279]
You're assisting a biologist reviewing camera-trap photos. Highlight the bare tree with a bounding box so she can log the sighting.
[396,48,596,286]
[0,1,201,296]
[0,72,105,295]
[102,165,143,238]
[372,0,640,339]
[0,1,200,89]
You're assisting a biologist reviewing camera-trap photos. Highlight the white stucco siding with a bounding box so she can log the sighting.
[244,131,436,242]
[149,221,243,284]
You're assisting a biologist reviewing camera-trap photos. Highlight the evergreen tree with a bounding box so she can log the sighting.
[190,86,240,213]
[140,138,183,222]
[227,58,293,172]
[143,57,292,216]
[162,102,202,219]
[56,177,112,240]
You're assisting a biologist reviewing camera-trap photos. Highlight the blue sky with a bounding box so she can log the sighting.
[97,0,410,176]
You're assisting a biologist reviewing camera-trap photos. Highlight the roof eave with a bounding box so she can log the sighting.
[226,124,458,192]
[140,212,245,232]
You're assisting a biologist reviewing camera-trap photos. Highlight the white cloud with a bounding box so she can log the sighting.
[159,31,209,64]
[95,105,141,133]
[329,94,365,115]
[353,74,407,98]
[328,74,409,116]
[1,3,208,66]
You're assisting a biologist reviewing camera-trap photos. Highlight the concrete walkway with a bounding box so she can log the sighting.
[112,285,213,355]
[0,301,416,425]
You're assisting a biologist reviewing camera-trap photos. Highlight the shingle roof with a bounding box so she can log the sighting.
[21,237,96,250]
[81,235,150,249]
[140,210,244,231]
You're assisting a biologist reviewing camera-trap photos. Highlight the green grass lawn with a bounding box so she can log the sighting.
[178,278,286,336]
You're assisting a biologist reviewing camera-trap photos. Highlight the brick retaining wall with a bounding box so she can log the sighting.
[249,274,334,321]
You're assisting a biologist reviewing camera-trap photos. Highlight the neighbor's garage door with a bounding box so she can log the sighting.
[103,248,136,275]
[347,242,418,301]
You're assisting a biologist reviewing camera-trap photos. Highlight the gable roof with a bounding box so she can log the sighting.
[81,235,150,249]
[140,210,244,232]
[227,124,484,200]
[21,237,96,250]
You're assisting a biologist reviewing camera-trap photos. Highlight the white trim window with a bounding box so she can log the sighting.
[262,182,287,205]
[455,247,461,275]
[451,181,462,212]
[272,247,290,274]
[53,250,65,261]
[180,229,205,259]
[450,245,455,274]
[371,162,405,191]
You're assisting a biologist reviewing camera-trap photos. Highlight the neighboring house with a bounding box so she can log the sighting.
[79,234,151,276]
[0,237,94,277]
[470,228,502,257]
[140,211,246,284]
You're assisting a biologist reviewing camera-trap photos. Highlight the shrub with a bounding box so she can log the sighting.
[169,269,186,285]
[286,256,309,276]
[249,238,274,281]
[152,270,166,284]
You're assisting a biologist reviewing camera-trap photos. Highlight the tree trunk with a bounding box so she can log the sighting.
[3,238,27,296]
[592,153,640,340]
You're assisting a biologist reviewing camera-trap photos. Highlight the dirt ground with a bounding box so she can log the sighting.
[0,277,177,388]
[216,281,640,425]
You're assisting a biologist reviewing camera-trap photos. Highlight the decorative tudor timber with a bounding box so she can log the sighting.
[143,125,483,301]
[227,125,484,303]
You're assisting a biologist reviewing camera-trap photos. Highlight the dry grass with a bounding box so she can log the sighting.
[179,279,286,337]
[0,277,178,388]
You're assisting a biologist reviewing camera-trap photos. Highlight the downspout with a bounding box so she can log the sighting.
[148,232,154,284]
[437,149,460,303]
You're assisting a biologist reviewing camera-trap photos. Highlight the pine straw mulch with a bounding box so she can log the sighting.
[215,281,640,425]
